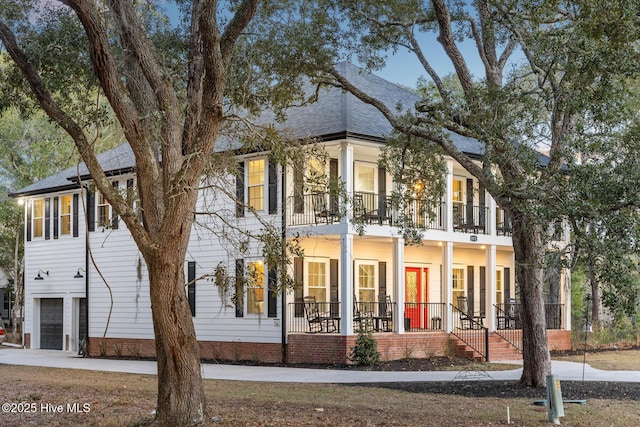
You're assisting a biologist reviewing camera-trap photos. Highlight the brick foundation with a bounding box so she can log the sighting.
[547,329,571,351]
[84,330,571,365]
[286,332,453,365]
[87,337,283,363]
[24,333,31,349]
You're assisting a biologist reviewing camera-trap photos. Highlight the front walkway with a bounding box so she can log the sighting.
[2,347,639,383]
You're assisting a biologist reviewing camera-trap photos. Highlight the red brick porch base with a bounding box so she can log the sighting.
[547,329,571,352]
[86,337,283,363]
[286,332,453,365]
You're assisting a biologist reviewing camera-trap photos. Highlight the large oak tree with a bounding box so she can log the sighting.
[0,1,318,424]
[296,0,640,386]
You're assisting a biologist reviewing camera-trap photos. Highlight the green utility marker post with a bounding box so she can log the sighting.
[546,375,565,424]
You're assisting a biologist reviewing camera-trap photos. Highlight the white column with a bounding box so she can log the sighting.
[340,142,354,225]
[564,266,571,331]
[486,245,497,331]
[340,233,354,335]
[443,241,453,332]
[393,237,405,334]
[445,160,454,232]
[488,194,497,236]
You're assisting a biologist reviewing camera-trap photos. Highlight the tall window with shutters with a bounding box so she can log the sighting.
[32,199,44,238]
[247,159,265,211]
[60,195,72,236]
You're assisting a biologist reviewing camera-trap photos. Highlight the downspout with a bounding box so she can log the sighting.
[280,164,287,363]
[84,214,89,356]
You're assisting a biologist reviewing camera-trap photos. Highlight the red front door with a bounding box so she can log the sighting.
[405,268,421,329]
[405,267,429,330]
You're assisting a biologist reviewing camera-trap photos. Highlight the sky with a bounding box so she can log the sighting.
[157,1,504,89]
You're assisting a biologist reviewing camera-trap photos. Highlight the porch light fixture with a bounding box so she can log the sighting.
[34,270,49,280]
[74,268,86,279]
[413,180,424,193]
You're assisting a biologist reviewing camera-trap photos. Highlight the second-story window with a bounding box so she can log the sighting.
[97,192,111,228]
[60,195,72,235]
[32,199,44,238]
[247,159,265,211]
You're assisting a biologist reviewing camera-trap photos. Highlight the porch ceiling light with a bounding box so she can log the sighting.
[35,270,49,280]
[74,268,86,279]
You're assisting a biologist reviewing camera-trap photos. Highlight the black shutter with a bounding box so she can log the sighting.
[329,158,339,212]
[26,201,32,242]
[86,188,95,232]
[44,198,51,240]
[294,257,304,317]
[235,259,244,317]
[72,194,79,237]
[479,266,486,317]
[504,267,511,304]
[330,259,338,318]
[467,265,475,315]
[111,181,119,229]
[466,178,474,226]
[53,196,59,239]
[293,166,304,214]
[268,160,277,214]
[378,167,386,221]
[236,162,245,217]
[268,266,277,317]
[378,261,387,297]
[187,261,196,317]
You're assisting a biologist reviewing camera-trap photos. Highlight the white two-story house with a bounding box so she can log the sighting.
[11,63,571,364]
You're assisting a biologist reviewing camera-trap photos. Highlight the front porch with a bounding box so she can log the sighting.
[286,300,568,364]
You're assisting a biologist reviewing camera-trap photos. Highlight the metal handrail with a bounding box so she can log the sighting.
[451,304,489,361]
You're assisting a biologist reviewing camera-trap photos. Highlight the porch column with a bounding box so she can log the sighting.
[340,233,354,335]
[340,142,354,225]
[393,237,405,334]
[485,245,497,331]
[445,160,454,232]
[443,241,453,333]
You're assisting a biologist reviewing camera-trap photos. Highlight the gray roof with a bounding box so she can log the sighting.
[12,62,486,196]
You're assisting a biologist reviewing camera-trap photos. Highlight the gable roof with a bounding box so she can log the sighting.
[12,62,486,197]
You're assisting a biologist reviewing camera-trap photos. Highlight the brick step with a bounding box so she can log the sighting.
[453,333,522,361]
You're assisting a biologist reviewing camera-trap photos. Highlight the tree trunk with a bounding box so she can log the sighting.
[511,211,551,387]
[146,248,206,426]
[589,264,601,330]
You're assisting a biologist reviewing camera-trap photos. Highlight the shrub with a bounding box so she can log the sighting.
[348,329,380,368]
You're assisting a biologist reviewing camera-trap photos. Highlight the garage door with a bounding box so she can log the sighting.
[40,298,63,350]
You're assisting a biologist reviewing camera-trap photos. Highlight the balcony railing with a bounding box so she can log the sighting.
[453,202,490,234]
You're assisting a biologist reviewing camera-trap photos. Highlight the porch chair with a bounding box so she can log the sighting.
[353,294,373,331]
[303,296,336,333]
[456,296,484,330]
[498,298,520,329]
[312,192,338,224]
[374,295,393,332]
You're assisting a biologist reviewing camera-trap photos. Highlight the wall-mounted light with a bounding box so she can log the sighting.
[74,268,86,279]
[34,270,49,280]
[413,180,424,193]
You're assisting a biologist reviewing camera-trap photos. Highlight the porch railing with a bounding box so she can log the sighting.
[451,303,489,361]
[403,302,446,332]
[453,203,490,235]
[287,301,341,334]
[494,303,522,351]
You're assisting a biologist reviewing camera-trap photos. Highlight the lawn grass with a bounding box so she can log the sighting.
[1,364,639,426]
[553,349,640,371]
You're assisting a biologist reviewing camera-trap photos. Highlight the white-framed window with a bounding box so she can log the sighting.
[496,268,503,304]
[452,267,465,308]
[247,261,265,315]
[306,258,329,302]
[356,260,376,303]
[355,162,376,193]
[97,192,111,228]
[247,158,265,211]
[32,199,44,238]
[60,194,72,236]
